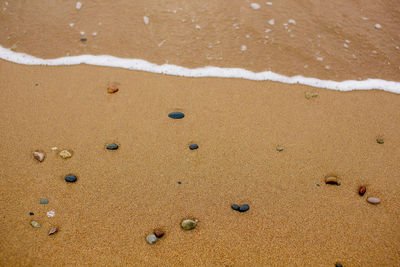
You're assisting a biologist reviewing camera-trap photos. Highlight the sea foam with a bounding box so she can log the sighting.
[0,45,399,93]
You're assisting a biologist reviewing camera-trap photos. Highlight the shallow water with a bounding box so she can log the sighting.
[0,0,399,82]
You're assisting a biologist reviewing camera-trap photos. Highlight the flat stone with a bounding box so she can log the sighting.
[40,198,49,204]
[80,38,87,42]
[49,227,58,235]
[181,219,197,230]
[106,144,119,150]
[31,221,40,228]
[359,186,366,196]
[231,204,240,211]
[189,144,198,150]
[376,138,384,144]
[168,112,184,119]
[65,174,77,183]
[154,230,165,238]
[367,197,381,204]
[239,204,250,212]
[276,145,284,152]
[146,234,157,244]
[33,151,45,162]
[59,150,72,159]
[305,92,318,99]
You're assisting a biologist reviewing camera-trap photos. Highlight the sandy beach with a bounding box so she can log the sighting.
[0,60,400,266]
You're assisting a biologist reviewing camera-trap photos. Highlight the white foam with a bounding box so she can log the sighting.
[251,3,261,9]
[0,45,399,93]
[143,16,149,25]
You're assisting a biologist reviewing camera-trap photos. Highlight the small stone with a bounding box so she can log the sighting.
[146,234,157,244]
[316,184,320,187]
[239,204,250,212]
[48,227,58,235]
[376,138,384,144]
[325,176,340,185]
[231,204,240,211]
[276,145,284,152]
[181,219,197,230]
[29,212,34,216]
[33,151,45,162]
[59,150,72,159]
[107,87,119,94]
[154,230,165,238]
[47,209,55,217]
[106,144,119,150]
[359,186,366,196]
[31,221,40,228]
[40,198,49,204]
[80,38,87,42]
[367,197,381,204]
[177,181,182,184]
[335,264,343,267]
[305,92,318,99]
[168,112,185,119]
[189,144,198,150]
[65,174,77,183]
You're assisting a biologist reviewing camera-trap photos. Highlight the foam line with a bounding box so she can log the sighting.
[0,46,399,93]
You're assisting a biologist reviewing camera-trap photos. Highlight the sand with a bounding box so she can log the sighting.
[1,60,400,266]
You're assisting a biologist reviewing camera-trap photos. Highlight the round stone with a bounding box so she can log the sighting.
[239,204,250,212]
[359,186,366,196]
[181,219,197,230]
[367,197,381,204]
[59,150,72,159]
[231,204,240,211]
[106,144,119,150]
[189,144,198,150]
[168,112,184,119]
[146,234,157,244]
[65,174,77,183]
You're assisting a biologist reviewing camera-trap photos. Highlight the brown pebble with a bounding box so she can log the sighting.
[325,176,340,185]
[107,87,119,94]
[359,186,366,196]
[33,151,45,162]
[48,227,58,235]
[154,229,165,238]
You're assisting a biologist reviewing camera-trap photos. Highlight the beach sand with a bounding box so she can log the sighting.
[1,60,400,266]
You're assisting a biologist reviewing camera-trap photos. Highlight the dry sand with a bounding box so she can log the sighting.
[0,60,400,266]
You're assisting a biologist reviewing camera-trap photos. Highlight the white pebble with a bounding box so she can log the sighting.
[344,43,349,48]
[265,29,271,33]
[92,32,97,36]
[80,31,85,36]
[47,209,55,217]
[325,65,330,70]
[69,23,74,27]
[76,2,82,10]
[266,2,272,5]
[195,25,201,29]
[367,197,381,204]
[241,45,247,51]
[250,3,261,9]
[288,19,296,25]
[268,19,275,25]
[143,16,149,25]
[51,147,58,151]
[375,23,382,29]
[316,57,323,61]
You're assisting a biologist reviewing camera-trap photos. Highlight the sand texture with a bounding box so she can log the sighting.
[0,60,400,266]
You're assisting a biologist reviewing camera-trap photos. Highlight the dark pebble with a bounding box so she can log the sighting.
[177,181,182,184]
[231,204,240,211]
[359,186,366,196]
[168,112,184,119]
[29,212,34,216]
[34,83,38,86]
[80,38,87,42]
[154,230,165,238]
[335,264,343,267]
[239,204,250,212]
[189,144,198,150]
[106,144,119,150]
[65,174,77,183]
[316,184,320,186]
[376,138,384,144]
[40,199,49,204]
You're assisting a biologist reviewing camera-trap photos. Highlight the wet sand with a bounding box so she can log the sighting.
[1,60,400,266]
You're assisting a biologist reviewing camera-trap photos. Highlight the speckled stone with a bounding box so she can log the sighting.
[65,174,77,183]
[239,204,250,212]
[189,144,198,150]
[168,112,184,119]
[59,150,72,159]
[106,144,119,150]
[146,234,157,244]
[181,219,197,230]
[231,204,240,211]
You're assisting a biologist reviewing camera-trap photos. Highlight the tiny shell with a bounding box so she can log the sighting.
[107,87,119,94]
[48,227,58,235]
[33,151,45,162]
[31,221,41,228]
[359,186,366,196]
[181,219,197,230]
[59,150,72,159]
[367,197,381,204]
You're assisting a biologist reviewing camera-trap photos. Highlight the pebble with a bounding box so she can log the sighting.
[65,174,77,183]
[359,186,366,196]
[168,112,185,119]
[276,145,284,152]
[107,87,119,94]
[33,151,45,162]
[154,229,165,238]
[47,209,55,217]
[367,197,381,204]
[40,198,49,204]
[231,204,240,211]
[146,234,157,244]
[106,144,119,150]
[177,181,182,184]
[31,221,41,228]
[29,212,34,216]
[335,264,343,267]
[305,92,318,99]
[189,144,198,150]
[48,227,58,235]
[376,138,384,144]
[181,219,197,230]
[59,150,72,159]
[239,204,250,212]
[325,176,340,186]
[80,38,87,42]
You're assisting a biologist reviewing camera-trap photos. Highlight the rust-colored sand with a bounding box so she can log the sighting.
[0,60,399,266]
